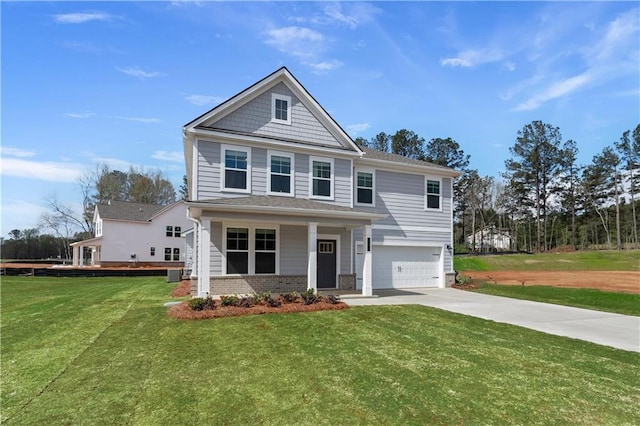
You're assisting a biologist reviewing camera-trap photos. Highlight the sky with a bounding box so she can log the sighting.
[1,1,639,237]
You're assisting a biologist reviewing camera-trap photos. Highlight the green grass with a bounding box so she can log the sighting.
[471,284,640,316]
[2,277,639,425]
[454,249,640,271]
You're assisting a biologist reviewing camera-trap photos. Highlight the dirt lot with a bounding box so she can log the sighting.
[462,270,640,294]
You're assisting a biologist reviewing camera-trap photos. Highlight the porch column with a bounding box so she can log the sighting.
[72,246,79,267]
[362,224,372,296]
[307,222,318,292]
[198,219,211,297]
[79,246,85,267]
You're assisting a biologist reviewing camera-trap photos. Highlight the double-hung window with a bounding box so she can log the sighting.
[425,178,441,210]
[355,170,374,206]
[164,248,172,261]
[222,145,251,192]
[271,94,291,125]
[226,227,249,274]
[310,157,333,199]
[225,226,278,275]
[268,151,294,196]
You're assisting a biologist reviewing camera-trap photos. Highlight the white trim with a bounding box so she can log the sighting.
[191,139,199,200]
[221,144,251,194]
[354,167,376,207]
[318,233,341,289]
[267,150,295,197]
[373,224,451,233]
[425,176,443,211]
[222,223,280,275]
[354,156,461,178]
[309,156,335,200]
[373,240,445,247]
[271,93,292,125]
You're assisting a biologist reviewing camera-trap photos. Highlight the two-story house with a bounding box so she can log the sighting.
[183,67,460,297]
[71,200,190,267]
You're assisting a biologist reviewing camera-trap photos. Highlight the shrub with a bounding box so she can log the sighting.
[202,296,216,310]
[325,294,340,305]
[280,291,298,303]
[238,296,254,308]
[457,274,472,285]
[220,294,239,307]
[265,296,281,308]
[250,291,271,305]
[188,297,206,311]
[301,288,320,305]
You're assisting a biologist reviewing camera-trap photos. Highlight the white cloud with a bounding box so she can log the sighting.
[81,153,134,171]
[502,61,516,72]
[0,158,83,183]
[305,60,344,73]
[264,26,324,59]
[1,146,37,158]
[346,123,371,135]
[65,112,96,119]
[185,94,224,106]
[323,3,381,30]
[515,72,592,111]
[53,12,114,24]
[440,48,505,68]
[116,66,162,79]
[152,151,184,163]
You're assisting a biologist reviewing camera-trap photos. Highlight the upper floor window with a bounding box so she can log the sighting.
[425,178,441,210]
[271,94,291,125]
[355,170,374,206]
[310,157,333,200]
[166,226,181,237]
[222,145,251,192]
[166,226,173,237]
[268,151,294,196]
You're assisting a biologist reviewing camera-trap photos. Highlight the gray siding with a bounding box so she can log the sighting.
[334,158,352,207]
[211,83,341,147]
[211,221,223,276]
[280,225,307,275]
[295,153,309,197]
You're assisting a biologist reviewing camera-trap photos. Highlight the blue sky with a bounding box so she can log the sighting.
[1,1,638,237]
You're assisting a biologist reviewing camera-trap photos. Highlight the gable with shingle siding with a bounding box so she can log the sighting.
[206,83,342,148]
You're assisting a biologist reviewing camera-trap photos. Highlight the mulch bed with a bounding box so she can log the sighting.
[168,299,349,320]
[171,280,191,297]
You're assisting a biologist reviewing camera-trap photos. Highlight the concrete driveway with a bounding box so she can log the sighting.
[344,288,640,352]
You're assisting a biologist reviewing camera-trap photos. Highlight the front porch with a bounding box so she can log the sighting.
[70,237,102,267]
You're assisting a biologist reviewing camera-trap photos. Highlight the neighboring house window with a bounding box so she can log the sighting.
[174,226,181,238]
[150,247,155,256]
[271,93,291,125]
[173,248,180,261]
[95,220,102,237]
[222,145,251,192]
[268,151,294,196]
[226,227,249,274]
[255,229,276,274]
[166,226,173,237]
[310,157,333,199]
[355,170,374,206]
[164,248,172,261]
[425,178,441,209]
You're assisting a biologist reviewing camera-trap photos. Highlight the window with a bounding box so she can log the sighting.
[226,227,249,274]
[173,248,180,261]
[319,241,334,254]
[255,229,276,274]
[271,94,291,125]
[174,226,181,238]
[268,151,294,196]
[222,145,251,192]
[166,226,173,237]
[426,178,441,209]
[356,170,374,205]
[164,248,172,261]
[310,157,333,199]
[150,247,155,256]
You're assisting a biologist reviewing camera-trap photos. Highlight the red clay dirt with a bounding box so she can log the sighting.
[462,270,640,294]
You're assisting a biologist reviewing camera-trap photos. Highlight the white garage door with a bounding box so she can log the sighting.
[371,246,441,289]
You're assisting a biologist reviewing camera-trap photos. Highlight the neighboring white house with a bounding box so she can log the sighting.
[466,227,512,251]
[183,67,461,297]
[71,200,190,267]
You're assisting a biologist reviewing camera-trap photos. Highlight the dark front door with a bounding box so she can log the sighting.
[317,239,337,289]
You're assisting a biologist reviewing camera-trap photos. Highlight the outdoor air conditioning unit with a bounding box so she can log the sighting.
[167,269,181,283]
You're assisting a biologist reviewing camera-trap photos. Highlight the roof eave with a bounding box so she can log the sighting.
[356,157,462,178]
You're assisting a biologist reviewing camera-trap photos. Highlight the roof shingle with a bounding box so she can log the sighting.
[96,201,166,222]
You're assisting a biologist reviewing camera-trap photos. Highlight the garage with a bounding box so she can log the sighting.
[370,245,441,289]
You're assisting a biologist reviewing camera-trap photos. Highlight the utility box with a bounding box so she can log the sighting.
[167,269,181,283]
[445,272,456,287]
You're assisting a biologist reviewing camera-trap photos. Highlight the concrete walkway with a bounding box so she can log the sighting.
[344,288,640,352]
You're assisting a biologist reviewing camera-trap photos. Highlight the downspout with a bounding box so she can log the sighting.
[187,209,201,297]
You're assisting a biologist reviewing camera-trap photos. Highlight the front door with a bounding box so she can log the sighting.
[317,239,337,289]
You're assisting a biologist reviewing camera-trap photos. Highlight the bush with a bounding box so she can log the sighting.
[189,296,216,311]
[325,294,340,305]
[301,288,320,305]
[238,296,254,308]
[265,296,281,308]
[220,294,239,307]
[280,291,298,303]
[457,274,472,285]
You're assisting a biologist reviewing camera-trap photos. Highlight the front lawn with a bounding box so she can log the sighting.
[2,277,639,424]
[467,284,640,316]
